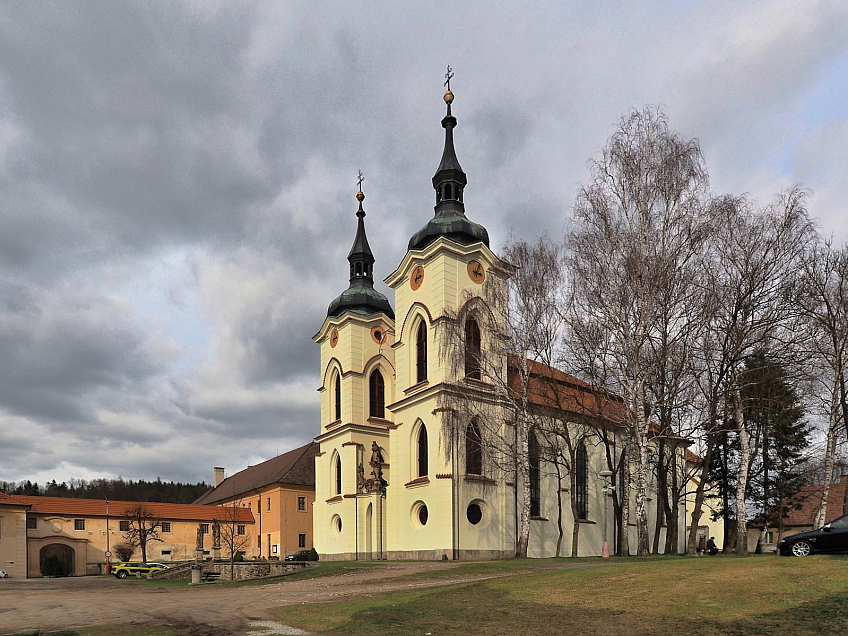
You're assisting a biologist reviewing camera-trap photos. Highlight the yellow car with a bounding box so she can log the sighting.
[111,562,168,579]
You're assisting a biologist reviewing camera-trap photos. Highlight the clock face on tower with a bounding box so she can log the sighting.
[371,326,388,344]
[467,260,486,284]
[410,265,425,291]
[329,328,339,348]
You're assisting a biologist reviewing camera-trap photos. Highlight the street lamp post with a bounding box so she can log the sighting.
[105,497,111,572]
[94,486,112,574]
[599,470,614,559]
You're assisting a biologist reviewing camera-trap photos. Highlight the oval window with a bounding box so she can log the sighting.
[466,503,482,525]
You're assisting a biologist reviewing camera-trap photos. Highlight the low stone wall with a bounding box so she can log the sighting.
[149,560,312,582]
[150,561,195,580]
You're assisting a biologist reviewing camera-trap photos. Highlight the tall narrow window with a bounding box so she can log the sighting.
[465,318,481,380]
[416,322,428,384]
[529,432,540,517]
[576,442,588,520]
[417,424,429,478]
[369,369,385,418]
[466,421,483,475]
[334,371,341,421]
[335,453,342,495]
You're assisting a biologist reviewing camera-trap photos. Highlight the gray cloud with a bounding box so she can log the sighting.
[0,0,846,483]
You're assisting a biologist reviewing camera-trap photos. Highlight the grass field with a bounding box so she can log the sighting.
[12,555,848,636]
[273,555,848,636]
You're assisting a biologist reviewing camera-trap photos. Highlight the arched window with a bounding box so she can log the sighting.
[576,442,588,520]
[334,453,342,496]
[529,432,540,517]
[369,369,385,419]
[466,421,483,475]
[416,322,428,384]
[465,318,481,380]
[334,371,341,422]
[417,424,428,478]
[444,183,453,200]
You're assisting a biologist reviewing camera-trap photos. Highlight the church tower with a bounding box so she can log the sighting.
[382,72,513,559]
[313,182,396,560]
[315,72,515,560]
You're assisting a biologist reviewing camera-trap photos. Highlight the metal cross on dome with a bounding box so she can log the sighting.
[444,65,453,90]
[357,170,364,191]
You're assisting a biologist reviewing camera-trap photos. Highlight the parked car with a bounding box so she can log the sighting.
[284,550,311,561]
[778,514,848,556]
[111,562,169,578]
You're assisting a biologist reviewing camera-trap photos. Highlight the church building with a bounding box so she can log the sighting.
[312,79,686,559]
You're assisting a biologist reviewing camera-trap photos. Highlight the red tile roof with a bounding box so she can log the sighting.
[0,492,29,508]
[14,496,254,523]
[507,355,627,425]
[685,449,702,464]
[193,442,319,505]
[780,478,847,528]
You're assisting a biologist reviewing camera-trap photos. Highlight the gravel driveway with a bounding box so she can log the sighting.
[0,561,520,635]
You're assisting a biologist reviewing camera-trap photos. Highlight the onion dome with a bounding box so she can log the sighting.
[408,71,489,251]
[327,188,395,319]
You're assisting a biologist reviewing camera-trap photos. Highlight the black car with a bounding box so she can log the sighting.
[778,513,848,556]
[284,550,311,561]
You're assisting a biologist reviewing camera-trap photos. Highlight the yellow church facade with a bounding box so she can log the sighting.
[313,82,687,560]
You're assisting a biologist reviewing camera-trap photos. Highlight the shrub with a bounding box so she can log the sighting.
[308,547,320,562]
[114,543,134,561]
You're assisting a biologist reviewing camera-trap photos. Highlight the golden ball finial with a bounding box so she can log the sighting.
[356,190,365,202]
[444,89,454,104]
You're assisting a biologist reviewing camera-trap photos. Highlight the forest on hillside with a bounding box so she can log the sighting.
[0,477,211,504]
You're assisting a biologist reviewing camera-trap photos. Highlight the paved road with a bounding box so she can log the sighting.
[0,561,547,635]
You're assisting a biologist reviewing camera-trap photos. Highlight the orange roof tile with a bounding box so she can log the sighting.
[780,479,847,528]
[14,496,254,523]
[507,355,626,424]
[685,449,702,464]
[0,492,29,508]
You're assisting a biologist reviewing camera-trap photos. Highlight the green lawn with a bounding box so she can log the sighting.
[274,555,848,636]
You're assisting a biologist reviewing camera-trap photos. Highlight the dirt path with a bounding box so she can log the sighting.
[1,561,578,635]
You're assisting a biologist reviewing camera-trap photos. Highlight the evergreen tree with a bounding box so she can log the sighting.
[742,351,810,543]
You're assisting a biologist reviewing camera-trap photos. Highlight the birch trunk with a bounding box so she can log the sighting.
[619,436,631,556]
[516,413,531,557]
[815,386,840,528]
[734,386,751,555]
[633,378,652,557]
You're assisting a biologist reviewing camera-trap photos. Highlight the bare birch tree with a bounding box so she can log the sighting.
[687,190,813,554]
[566,107,711,557]
[794,240,848,520]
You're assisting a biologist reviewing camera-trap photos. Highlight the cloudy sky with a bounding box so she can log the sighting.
[0,1,846,485]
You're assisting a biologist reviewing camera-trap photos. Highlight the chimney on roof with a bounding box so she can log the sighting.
[214,467,225,487]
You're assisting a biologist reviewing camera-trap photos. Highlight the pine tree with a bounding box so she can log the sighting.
[742,351,809,544]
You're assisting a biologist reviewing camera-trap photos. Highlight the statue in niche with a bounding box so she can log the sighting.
[357,462,366,492]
